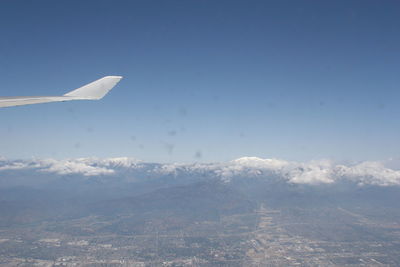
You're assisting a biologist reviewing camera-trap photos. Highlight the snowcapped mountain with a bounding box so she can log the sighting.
[0,156,399,188]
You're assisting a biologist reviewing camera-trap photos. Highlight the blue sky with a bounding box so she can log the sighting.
[0,0,400,163]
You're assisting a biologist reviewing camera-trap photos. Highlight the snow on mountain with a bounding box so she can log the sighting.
[0,156,399,186]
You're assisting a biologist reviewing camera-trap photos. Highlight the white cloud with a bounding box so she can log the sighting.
[40,159,114,176]
[286,160,335,184]
[0,158,116,176]
[0,161,31,171]
[31,157,142,176]
[231,157,289,170]
[211,157,400,186]
[335,161,400,186]
[0,157,399,186]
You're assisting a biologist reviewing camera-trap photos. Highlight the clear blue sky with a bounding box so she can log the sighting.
[0,0,399,163]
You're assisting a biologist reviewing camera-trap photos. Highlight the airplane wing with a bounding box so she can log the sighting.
[0,76,122,108]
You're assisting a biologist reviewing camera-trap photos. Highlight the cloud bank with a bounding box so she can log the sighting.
[0,157,399,186]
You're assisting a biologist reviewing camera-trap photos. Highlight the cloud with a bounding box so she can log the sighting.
[210,158,334,184]
[35,157,143,176]
[232,158,400,186]
[208,157,400,186]
[286,160,335,184]
[231,157,289,170]
[40,159,114,176]
[335,161,400,186]
[0,158,116,176]
[0,156,399,186]
[0,161,31,171]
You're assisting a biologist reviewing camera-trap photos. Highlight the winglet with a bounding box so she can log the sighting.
[64,76,123,100]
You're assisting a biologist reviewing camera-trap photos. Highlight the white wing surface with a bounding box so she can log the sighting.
[0,76,122,108]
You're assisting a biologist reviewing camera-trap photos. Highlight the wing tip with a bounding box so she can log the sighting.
[64,75,123,99]
[104,75,123,80]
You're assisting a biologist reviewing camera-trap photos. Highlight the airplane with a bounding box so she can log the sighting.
[0,76,122,108]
